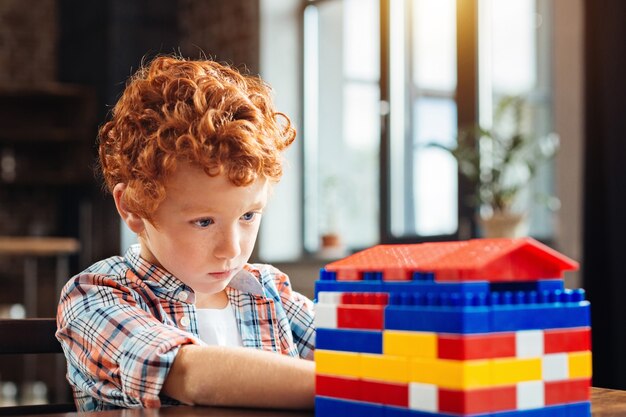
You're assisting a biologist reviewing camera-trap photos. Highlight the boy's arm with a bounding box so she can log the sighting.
[161,344,315,409]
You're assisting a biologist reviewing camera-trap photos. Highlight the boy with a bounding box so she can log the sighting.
[56,56,316,411]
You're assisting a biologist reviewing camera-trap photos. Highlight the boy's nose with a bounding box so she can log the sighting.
[214,227,241,260]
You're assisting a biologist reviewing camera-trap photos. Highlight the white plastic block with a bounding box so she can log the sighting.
[314,303,337,329]
[516,330,544,358]
[409,382,438,412]
[516,381,545,410]
[542,353,569,381]
[317,292,343,305]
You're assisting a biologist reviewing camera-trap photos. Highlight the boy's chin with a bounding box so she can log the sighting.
[194,279,231,294]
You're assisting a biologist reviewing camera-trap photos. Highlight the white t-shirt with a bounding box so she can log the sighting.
[196,302,243,347]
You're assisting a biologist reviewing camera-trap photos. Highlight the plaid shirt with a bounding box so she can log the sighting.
[56,245,316,411]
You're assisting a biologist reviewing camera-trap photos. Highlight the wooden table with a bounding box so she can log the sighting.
[8,387,626,417]
[593,387,626,416]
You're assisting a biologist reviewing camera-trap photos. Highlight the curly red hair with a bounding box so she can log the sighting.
[98,55,295,221]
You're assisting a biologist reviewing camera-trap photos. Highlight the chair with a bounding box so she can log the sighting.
[0,319,76,415]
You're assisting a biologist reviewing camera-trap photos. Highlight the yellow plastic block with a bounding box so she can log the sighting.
[383,330,437,358]
[410,357,491,389]
[315,350,360,378]
[360,353,410,383]
[569,351,592,378]
[491,357,542,385]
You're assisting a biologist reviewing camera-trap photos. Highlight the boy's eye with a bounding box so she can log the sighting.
[241,212,257,221]
[193,218,214,228]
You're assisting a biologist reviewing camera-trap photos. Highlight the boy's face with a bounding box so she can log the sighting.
[136,162,269,300]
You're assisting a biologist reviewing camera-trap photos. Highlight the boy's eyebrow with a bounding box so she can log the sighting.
[178,204,211,215]
[179,199,267,215]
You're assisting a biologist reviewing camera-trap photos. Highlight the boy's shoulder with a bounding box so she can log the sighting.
[82,254,129,278]
[60,253,143,302]
[68,247,154,292]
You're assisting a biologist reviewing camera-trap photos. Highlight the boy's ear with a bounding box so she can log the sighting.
[112,183,146,234]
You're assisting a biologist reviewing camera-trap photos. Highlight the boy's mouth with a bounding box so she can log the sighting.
[208,269,234,280]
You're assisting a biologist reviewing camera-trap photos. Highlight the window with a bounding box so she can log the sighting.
[300,0,555,257]
[303,0,380,254]
[478,0,555,239]
[388,0,459,239]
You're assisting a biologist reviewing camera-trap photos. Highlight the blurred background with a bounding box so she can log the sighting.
[0,0,624,405]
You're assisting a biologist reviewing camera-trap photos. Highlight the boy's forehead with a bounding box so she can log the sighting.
[163,168,270,211]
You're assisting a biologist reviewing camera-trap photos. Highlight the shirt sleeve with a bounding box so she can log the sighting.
[269,267,316,360]
[56,273,201,410]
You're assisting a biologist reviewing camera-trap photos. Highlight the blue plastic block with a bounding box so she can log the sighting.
[385,305,491,334]
[319,268,337,280]
[315,396,384,417]
[317,399,590,417]
[315,280,491,299]
[488,288,586,305]
[384,406,455,417]
[381,287,589,333]
[490,279,564,293]
[412,271,435,281]
[565,401,592,417]
[384,300,591,334]
[364,271,384,280]
[490,301,591,332]
[315,281,385,298]
[384,291,491,334]
[382,281,490,296]
[536,279,566,292]
[384,406,459,417]
[488,288,589,331]
[383,402,590,417]
[316,328,383,354]
[492,401,590,417]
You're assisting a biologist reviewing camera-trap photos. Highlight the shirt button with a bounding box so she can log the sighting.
[178,291,189,302]
[180,316,190,327]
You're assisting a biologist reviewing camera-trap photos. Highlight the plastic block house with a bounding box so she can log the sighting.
[314,237,591,417]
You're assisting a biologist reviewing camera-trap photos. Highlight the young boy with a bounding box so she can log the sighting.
[56,56,316,411]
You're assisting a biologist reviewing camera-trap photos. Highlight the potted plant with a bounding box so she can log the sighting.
[430,96,560,237]
[318,175,348,258]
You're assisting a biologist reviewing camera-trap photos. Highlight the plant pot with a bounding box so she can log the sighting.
[478,211,529,238]
[321,233,341,248]
[317,233,348,259]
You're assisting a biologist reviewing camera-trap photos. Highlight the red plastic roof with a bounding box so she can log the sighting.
[324,238,579,282]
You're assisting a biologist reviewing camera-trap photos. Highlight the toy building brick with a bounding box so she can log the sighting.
[314,237,591,417]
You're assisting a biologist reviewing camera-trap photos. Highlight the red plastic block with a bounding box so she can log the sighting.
[438,386,516,414]
[316,374,361,401]
[383,267,412,281]
[336,269,362,281]
[544,327,591,353]
[360,379,409,407]
[315,375,409,408]
[438,333,516,360]
[337,305,385,330]
[545,378,591,405]
[325,238,578,283]
[342,293,389,305]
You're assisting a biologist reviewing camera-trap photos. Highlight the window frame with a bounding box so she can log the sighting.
[379,0,477,244]
[301,0,554,251]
